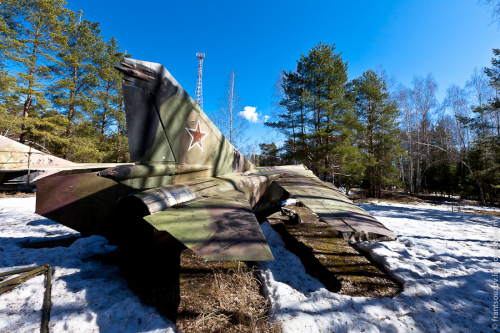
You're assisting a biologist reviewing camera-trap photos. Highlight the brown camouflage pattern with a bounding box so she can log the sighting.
[35,59,397,262]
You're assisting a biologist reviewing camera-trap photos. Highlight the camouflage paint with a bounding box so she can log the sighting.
[35,59,397,263]
[144,190,273,261]
[36,173,136,237]
[116,58,254,180]
[0,135,132,188]
[274,173,397,241]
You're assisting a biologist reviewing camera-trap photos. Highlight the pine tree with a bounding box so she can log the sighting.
[91,36,129,162]
[258,142,280,166]
[349,70,404,197]
[266,42,362,181]
[0,2,21,135]
[50,11,102,138]
[267,71,303,163]
[3,0,68,143]
[300,43,349,178]
[109,96,129,163]
[481,49,500,137]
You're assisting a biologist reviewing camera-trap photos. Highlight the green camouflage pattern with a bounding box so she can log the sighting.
[144,190,273,261]
[35,59,396,262]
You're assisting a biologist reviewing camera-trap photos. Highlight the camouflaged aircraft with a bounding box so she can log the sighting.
[0,135,131,190]
[35,59,396,262]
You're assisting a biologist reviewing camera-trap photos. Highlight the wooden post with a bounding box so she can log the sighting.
[27,145,31,191]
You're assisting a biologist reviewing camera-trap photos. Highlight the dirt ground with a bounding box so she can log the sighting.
[0,190,36,198]
[350,188,425,205]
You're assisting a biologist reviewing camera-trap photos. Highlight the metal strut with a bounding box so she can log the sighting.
[0,264,53,333]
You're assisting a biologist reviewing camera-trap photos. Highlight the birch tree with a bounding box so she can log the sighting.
[213,70,248,150]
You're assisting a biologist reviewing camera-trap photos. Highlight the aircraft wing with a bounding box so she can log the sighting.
[0,162,134,189]
[144,190,274,261]
[275,173,397,242]
[0,135,132,173]
[0,163,134,173]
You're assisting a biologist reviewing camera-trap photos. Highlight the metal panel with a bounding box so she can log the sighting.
[275,177,397,241]
[144,190,274,261]
[133,184,196,214]
[35,173,136,237]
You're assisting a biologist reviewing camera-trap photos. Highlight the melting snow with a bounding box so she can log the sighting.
[0,198,177,333]
[0,197,498,332]
[258,201,499,333]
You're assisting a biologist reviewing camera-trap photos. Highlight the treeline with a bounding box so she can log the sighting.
[0,0,129,163]
[396,57,500,205]
[265,43,403,198]
[265,42,500,205]
[1,2,498,205]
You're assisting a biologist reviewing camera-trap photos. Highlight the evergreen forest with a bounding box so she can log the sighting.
[265,43,500,205]
[0,0,130,163]
[1,1,499,205]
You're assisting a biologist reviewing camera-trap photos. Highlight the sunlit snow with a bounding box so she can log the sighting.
[258,201,499,333]
[0,198,177,333]
[0,197,498,332]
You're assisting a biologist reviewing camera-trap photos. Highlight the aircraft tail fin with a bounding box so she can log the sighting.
[116,59,254,176]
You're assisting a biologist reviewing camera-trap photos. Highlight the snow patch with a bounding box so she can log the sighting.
[0,197,177,332]
[280,198,299,207]
[258,201,499,333]
[338,187,353,196]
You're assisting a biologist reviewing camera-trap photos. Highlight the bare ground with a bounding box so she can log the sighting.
[0,190,36,198]
[176,250,281,333]
[350,189,425,205]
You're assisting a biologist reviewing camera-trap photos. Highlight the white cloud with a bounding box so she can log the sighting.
[239,106,260,123]
[263,115,270,123]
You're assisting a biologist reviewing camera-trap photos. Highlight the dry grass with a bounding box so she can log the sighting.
[465,210,500,217]
[177,253,282,333]
[0,190,35,198]
[210,264,279,332]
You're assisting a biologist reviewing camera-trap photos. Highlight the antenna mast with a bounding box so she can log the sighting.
[195,53,205,110]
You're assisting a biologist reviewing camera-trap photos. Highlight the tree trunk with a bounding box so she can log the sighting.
[20,10,42,143]
[66,66,78,138]
[101,82,111,136]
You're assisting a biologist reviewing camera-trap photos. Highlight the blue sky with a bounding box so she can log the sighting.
[66,0,499,147]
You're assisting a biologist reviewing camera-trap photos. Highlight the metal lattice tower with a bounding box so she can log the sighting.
[195,53,205,110]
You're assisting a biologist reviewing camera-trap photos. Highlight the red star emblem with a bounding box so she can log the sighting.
[186,119,209,152]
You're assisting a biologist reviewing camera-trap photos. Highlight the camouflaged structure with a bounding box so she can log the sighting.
[35,59,396,262]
